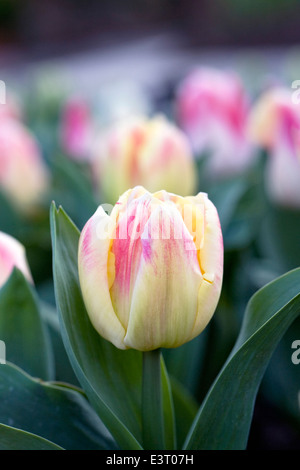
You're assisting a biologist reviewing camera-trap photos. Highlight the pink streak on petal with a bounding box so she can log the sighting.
[111,196,151,294]
[141,237,152,262]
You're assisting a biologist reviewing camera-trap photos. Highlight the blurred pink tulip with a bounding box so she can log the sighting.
[92,115,196,204]
[60,97,93,161]
[0,231,33,288]
[248,86,300,208]
[176,67,253,178]
[0,117,49,212]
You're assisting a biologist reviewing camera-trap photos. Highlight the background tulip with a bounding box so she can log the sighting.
[78,186,223,351]
[0,116,49,212]
[0,231,33,288]
[176,67,253,178]
[60,97,93,162]
[91,115,196,204]
[248,86,300,208]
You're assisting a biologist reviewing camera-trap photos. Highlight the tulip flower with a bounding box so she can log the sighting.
[91,115,196,204]
[0,231,33,288]
[176,67,253,178]
[60,97,93,162]
[78,186,223,351]
[248,86,300,208]
[0,117,49,212]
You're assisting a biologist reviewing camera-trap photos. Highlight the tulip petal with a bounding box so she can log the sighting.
[0,120,48,211]
[109,192,153,330]
[124,202,203,351]
[78,206,127,349]
[191,195,223,337]
[0,232,33,287]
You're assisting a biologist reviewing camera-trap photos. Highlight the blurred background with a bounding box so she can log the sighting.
[2,0,300,94]
[1,0,300,451]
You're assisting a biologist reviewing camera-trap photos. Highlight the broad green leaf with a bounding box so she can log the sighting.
[40,301,80,386]
[50,203,143,450]
[0,269,54,380]
[0,362,115,450]
[0,424,63,450]
[184,267,300,450]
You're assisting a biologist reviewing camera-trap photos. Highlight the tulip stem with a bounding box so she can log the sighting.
[142,349,165,450]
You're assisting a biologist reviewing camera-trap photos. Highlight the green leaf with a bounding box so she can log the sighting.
[184,267,300,450]
[0,424,64,450]
[0,362,115,450]
[40,301,80,386]
[0,269,54,380]
[50,202,143,450]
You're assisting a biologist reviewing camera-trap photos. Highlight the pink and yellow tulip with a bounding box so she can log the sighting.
[91,115,196,204]
[176,67,253,178]
[248,86,300,208]
[0,117,49,212]
[78,186,223,351]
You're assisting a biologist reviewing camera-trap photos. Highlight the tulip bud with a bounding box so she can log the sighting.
[0,231,33,288]
[248,86,300,208]
[0,118,49,212]
[91,115,196,204]
[176,67,253,178]
[78,186,223,351]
